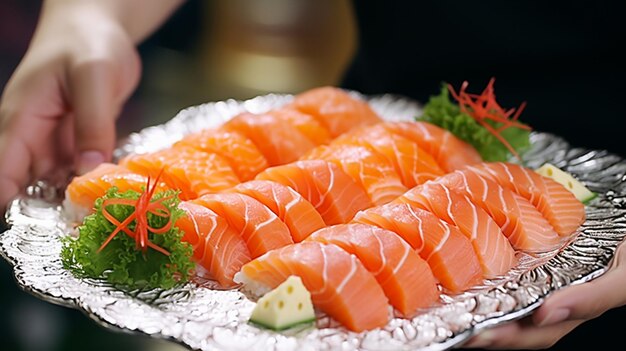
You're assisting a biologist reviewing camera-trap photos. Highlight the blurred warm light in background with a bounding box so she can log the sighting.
[136,0,357,132]
[205,0,356,95]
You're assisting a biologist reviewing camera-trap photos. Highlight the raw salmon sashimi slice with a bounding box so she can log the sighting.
[234,241,390,332]
[434,169,563,253]
[306,223,440,317]
[467,162,586,237]
[287,86,381,138]
[173,127,269,181]
[63,162,168,222]
[382,121,483,172]
[223,110,316,166]
[256,160,372,225]
[352,202,482,293]
[119,146,240,201]
[176,201,251,288]
[395,182,517,278]
[302,144,407,206]
[269,108,332,146]
[229,180,326,242]
[333,124,445,188]
[193,192,293,258]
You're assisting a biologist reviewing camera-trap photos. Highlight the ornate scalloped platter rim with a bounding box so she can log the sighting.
[2,92,626,351]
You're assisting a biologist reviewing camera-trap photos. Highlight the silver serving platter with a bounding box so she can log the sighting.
[2,92,626,351]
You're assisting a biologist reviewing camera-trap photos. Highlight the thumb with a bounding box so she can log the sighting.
[69,59,121,175]
[533,243,626,326]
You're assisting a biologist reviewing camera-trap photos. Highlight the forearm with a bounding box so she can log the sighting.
[40,0,185,43]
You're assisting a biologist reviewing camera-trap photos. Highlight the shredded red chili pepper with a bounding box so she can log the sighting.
[448,78,531,160]
[97,169,173,256]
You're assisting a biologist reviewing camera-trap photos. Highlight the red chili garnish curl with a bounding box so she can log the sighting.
[448,78,531,161]
[97,169,172,256]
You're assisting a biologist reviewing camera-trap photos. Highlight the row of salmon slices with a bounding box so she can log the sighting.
[233,160,584,331]
[63,86,586,332]
[64,85,480,220]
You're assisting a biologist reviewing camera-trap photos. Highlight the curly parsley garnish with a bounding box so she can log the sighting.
[61,183,194,290]
[419,78,532,162]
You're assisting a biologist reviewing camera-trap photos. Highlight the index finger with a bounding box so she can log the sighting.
[0,112,32,211]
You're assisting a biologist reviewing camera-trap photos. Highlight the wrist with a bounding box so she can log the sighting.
[41,0,185,44]
[38,0,127,43]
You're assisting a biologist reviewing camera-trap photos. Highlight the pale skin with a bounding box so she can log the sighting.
[462,239,626,349]
[0,0,183,208]
[0,1,625,349]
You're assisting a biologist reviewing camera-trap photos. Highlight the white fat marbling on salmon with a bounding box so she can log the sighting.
[469,162,585,237]
[435,169,561,253]
[407,205,427,253]
[392,242,411,276]
[303,144,406,206]
[372,233,387,276]
[399,181,517,277]
[427,223,450,262]
[335,253,359,295]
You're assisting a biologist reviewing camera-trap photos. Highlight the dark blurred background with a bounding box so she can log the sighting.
[1,1,625,350]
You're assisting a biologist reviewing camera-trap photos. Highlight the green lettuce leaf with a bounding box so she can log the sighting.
[61,187,194,290]
[418,84,531,162]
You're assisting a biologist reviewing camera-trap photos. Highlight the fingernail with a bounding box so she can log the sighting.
[77,150,105,175]
[538,308,570,327]
[463,330,495,348]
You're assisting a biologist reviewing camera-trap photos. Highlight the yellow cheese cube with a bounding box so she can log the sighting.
[249,276,315,330]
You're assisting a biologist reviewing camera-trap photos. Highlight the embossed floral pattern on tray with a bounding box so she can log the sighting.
[2,93,626,351]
